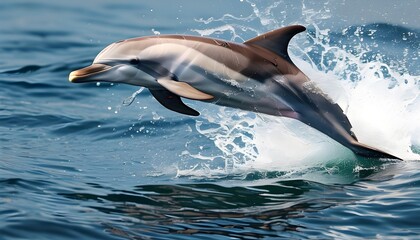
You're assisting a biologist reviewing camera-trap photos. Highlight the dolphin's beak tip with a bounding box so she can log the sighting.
[68,64,111,83]
[68,71,77,83]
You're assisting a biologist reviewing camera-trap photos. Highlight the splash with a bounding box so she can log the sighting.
[179,1,419,178]
[295,25,419,160]
[122,87,145,106]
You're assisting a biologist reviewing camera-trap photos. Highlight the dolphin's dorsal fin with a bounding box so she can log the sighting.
[244,25,306,63]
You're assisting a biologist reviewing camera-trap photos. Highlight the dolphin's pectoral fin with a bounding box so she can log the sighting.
[157,78,214,100]
[244,25,306,64]
[149,89,199,116]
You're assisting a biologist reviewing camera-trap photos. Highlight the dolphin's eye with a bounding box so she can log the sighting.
[130,58,140,65]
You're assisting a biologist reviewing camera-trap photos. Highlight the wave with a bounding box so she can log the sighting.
[2,65,45,74]
[2,161,419,239]
[0,178,111,239]
[56,164,420,239]
[50,117,195,141]
[59,180,353,238]
[0,59,102,91]
[0,113,77,128]
[1,40,93,53]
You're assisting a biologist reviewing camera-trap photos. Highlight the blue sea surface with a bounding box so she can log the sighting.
[1,0,419,239]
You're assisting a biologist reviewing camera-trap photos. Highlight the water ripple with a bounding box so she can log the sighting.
[59,181,354,239]
[2,65,45,74]
[0,114,77,128]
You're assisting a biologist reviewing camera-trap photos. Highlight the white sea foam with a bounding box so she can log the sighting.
[296,57,419,160]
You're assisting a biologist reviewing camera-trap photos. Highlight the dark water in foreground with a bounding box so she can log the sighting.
[1,0,419,239]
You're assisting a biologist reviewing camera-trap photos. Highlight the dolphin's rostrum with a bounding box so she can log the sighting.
[69,25,400,160]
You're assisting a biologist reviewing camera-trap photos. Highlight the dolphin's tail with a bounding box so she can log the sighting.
[349,142,402,160]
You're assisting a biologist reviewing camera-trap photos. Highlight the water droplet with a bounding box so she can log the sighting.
[152,112,162,120]
[123,87,145,106]
[151,28,161,35]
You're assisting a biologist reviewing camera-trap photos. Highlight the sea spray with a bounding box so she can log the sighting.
[122,87,145,106]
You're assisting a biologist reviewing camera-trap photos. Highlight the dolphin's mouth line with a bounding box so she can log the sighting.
[69,63,113,82]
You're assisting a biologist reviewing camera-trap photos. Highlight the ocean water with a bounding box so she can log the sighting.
[1,0,419,239]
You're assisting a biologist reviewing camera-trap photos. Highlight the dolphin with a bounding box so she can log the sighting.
[69,25,400,160]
